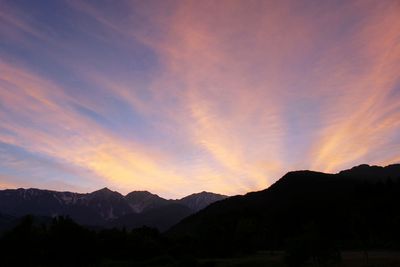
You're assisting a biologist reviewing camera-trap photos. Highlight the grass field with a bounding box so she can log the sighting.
[100,251,400,267]
[199,251,400,267]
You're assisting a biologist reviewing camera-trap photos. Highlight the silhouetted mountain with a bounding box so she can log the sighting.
[178,191,228,212]
[0,188,122,225]
[110,191,226,230]
[168,164,400,256]
[1,164,400,266]
[104,191,227,230]
[83,187,132,220]
[339,163,400,181]
[109,203,193,231]
[0,188,98,225]
[125,190,170,212]
[0,187,226,230]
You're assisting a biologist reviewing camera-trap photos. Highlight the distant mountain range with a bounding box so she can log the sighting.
[2,163,400,243]
[0,188,227,231]
[168,164,400,254]
[2,163,400,265]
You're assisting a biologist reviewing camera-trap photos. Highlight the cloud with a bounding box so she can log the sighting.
[308,1,400,172]
[0,60,190,197]
[0,0,399,197]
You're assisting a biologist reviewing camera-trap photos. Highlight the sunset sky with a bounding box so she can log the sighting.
[0,0,399,198]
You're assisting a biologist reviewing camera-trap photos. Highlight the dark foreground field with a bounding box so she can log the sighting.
[2,215,400,267]
[99,251,400,267]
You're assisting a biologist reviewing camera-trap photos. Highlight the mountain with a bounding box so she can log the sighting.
[82,188,132,220]
[339,163,400,181]
[0,187,127,225]
[168,164,400,255]
[178,191,228,212]
[125,191,170,213]
[109,191,227,231]
[109,203,193,231]
[0,187,227,230]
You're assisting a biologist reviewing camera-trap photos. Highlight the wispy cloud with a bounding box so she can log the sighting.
[0,60,189,197]
[0,0,399,197]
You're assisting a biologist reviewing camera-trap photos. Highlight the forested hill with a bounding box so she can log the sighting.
[168,164,400,256]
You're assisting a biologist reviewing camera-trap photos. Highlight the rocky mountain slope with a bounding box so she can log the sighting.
[0,187,227,230]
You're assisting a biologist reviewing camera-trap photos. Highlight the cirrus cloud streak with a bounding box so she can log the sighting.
[0,0,399,197]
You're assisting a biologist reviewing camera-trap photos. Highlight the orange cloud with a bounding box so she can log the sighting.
[1,0,399,198]
[52,0,400,193]
[309,2,400,172]
[0,61,191,197]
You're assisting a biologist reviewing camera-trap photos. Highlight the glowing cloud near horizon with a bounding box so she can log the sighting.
[0,0,399,198]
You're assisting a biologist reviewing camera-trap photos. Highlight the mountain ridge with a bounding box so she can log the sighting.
[167,163,400,255]
[0,187,228,231]
[1,163,399,233]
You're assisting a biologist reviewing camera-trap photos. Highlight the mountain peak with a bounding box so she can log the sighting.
[125,190,158,198]
[278,170,329,182]
[179,191,228,212]
[183,191,226,197]
[338,163,400,182]
[340,164,375,173]
[100,187,111,191]
[95,187,112,193]
[89,187,122,198]
[125,190,169,213]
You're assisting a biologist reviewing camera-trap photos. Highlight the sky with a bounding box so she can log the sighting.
[0,0,399,198]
